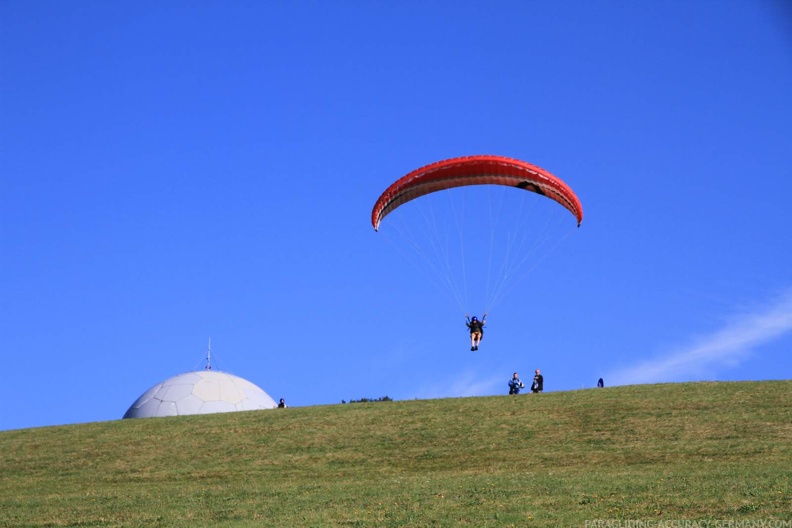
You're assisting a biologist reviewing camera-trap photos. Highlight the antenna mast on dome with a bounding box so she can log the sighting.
[205,338,212,370]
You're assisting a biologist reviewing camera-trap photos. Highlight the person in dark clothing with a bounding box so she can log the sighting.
[277,398,287,408]
[465,313,486,351]
[597,378,604,388]
[508,372,524,395]
[531,369,544,393]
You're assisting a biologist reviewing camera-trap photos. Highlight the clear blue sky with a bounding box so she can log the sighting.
[2,1,790,431]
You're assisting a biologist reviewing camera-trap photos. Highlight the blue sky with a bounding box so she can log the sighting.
[1,1,790,431]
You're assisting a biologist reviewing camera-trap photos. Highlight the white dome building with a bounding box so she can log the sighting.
[123,370,277,419]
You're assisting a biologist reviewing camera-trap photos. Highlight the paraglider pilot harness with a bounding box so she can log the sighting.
[466,316,485,334]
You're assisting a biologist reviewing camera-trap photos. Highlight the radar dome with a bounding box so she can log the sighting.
[123,370,277,419]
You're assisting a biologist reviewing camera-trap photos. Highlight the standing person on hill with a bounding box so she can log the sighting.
[465,313,486,351]
[508,372,524,395]
[531,369,544,393]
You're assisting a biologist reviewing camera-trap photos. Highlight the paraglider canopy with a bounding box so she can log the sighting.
[371,154,583,313]
[372,155,583,231]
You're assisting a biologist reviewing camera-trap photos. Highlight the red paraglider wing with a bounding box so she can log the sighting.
[371,155,583,231]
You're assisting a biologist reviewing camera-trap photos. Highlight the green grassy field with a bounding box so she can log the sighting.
[1,381,790,527]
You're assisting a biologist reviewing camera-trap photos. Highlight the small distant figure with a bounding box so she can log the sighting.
[508,372,524,395]
[465,313,486,351]
[531,369,544,393]
[597,378,604,388]
[277,398,287,408]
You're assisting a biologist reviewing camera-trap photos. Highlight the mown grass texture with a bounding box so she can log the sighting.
[0,381,790,527]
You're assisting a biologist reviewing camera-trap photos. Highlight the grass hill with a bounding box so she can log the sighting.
[1,381,790,527]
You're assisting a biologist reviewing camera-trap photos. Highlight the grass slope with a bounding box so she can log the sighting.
[1,381,790,527]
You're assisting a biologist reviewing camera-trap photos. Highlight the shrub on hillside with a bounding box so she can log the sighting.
[342,396,392,404]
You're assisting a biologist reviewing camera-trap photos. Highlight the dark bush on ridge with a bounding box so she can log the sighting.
[343,396,392,404]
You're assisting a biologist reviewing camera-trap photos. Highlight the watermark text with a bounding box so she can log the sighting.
[584,521,791,528]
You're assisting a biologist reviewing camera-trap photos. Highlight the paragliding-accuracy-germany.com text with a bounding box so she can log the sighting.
[584,520,791,528]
